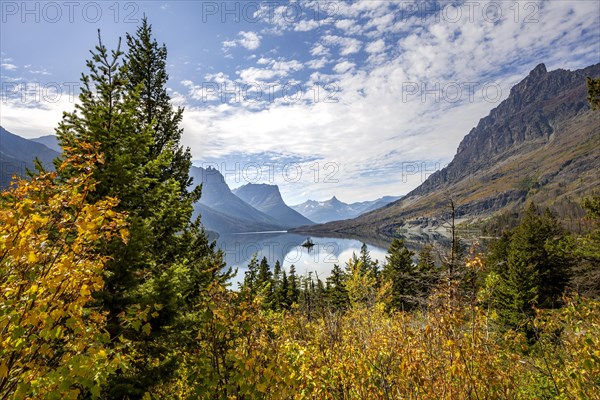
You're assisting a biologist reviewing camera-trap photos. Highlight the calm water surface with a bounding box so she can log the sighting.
[216,231,454,285]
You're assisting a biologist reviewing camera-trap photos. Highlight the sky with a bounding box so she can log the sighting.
[1,0,599,205]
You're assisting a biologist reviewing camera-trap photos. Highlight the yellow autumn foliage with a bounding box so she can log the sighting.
[0,145,129,399]
[156,279,599,399]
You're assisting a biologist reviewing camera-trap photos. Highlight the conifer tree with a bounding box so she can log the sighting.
[359,243,372,274]
[256,257,274,309]
[360,242,380,282]
[280,270,290,309]
[417,245,436,272]
[416,244,438,299]
[125,17,194,193]
[382,239,417,311]
[272,261,283,309]
[494,203,572,329]
[55,24,225,397]
[287,264,300,306]
[571,196,600,296]
[257,257,273,287]
[300,272,314,319]
[242,255,259,299]
[587,77,600,110]
[325,264,350,311]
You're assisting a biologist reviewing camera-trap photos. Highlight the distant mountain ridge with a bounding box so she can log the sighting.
[298,63,600,235]
[30,135,61,152]
[233,183,314,228]
[292,195,402,223]
[189,166,287,233]
[0,126,60,188]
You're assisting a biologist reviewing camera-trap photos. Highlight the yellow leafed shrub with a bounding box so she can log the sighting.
[0,145,128,399]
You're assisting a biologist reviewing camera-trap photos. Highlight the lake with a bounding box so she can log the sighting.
[216,231,455,286]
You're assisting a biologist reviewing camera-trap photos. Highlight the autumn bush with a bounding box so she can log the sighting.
[0,146,129,399]
[152,271,599,399]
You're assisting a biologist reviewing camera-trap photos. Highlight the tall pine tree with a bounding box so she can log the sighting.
[494,203,572,330]
[325,263,350,311]
[382,239,417,311]
[56,22,225,397]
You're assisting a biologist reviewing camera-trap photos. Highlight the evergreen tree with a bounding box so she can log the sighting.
[570,196,600,296]
[300,272,314,319]
[272,261,283,310]
[417,244,436,272]
[56,25,225,397]
[325,264,350,311]
[360,242,380,282]
[494,203,572,330]
[314,276,327,316]
[416,244,438,299]
[382,239,417,311]
[257,257,273,287]
[125,17,193,190]
[278,269,290,310]
[242,255,259,299]
[257,257,274,309]
[287,264,300,306]
[359,243,372,274]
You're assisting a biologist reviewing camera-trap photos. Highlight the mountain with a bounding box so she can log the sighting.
[30,135,61,152]
[189,166,286,233]
[233,183,314,228]
[292,195,402,223]
[291,196,357,223]
[297,63,600,236]
[351,196,404,215]
[0,126,60,189]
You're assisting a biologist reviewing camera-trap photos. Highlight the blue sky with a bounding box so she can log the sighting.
[1,1,599,204]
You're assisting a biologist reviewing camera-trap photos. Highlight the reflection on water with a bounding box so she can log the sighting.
[216,231,455,286]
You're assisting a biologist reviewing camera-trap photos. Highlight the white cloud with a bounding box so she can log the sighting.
[334,19,362,35]
[305,58,328,69]
[223,31,262,51]
[365,39,385,53]
[257,57,271,65]
[1,63,17,71]
[310,43,329,57]
[237,59,303,84]
[294,19,320,32]
[0,86,80,139]
[238,31,261,50]
[333,61,355,74]
[323,35,362,55]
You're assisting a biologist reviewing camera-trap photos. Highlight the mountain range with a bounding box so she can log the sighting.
[297,63,600,236]
[0,129,398,235]
[7,63,590,237]
[30,135,61,152]
[291,195,402,223]
[233,183,314,227]
[189,166,286,233]
[0,126,60,188]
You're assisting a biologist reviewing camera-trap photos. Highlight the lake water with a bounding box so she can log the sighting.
[216,231,454,286]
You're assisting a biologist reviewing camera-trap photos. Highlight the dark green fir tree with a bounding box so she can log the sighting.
[56,21,226,397]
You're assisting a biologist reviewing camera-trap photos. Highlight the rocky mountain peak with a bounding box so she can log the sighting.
[529,63,547,77]
[449,63,598,175]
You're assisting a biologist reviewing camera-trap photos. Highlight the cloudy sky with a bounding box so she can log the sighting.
[1,0,599,204]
